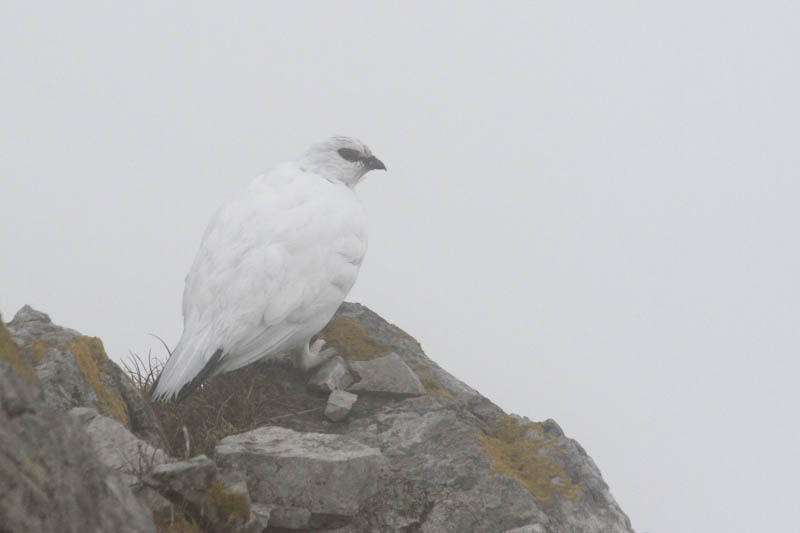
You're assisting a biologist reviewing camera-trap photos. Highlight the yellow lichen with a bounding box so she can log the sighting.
[317,315,388,362]
[68,336,129,427]
[204,481,251,528]
[0,316,35,384]
[477,415,580,502]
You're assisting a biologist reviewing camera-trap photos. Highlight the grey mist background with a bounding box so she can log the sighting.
[2,2,798,532]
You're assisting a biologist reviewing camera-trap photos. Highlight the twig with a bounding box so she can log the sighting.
[266,406,324,421]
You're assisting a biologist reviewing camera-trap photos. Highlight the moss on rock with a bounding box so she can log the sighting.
[318,315,388,362]
[68,336,130,427]
[478,415,580,502]
[204,480,251,529]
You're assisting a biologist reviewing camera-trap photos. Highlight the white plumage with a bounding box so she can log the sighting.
[151,136,386,402]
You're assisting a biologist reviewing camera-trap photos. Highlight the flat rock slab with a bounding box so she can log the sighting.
[348,352,425,396]
[308,355,354,393]
[215,426,384,518]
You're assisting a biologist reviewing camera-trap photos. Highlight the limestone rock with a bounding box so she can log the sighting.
[146,456,255,532]
[267,505,312,529]
[215,426,385,521]
[3,301,635,533]
[317,303,634,533]
[325,389,358,422]
[70,407,169,486]
[0,317,156,533]
[251,503,273,529]
[147,454,218,508]
[6,305,164,448]
[348,352,426,397]
[308,355,354,392]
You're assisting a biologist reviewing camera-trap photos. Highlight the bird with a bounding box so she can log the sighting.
[151,136,386,403]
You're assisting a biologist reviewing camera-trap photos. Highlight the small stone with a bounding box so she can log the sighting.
[348,353,425,397]
[308,356,355,393]
[325,390,358,422]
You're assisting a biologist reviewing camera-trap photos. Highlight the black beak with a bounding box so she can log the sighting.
[362,155,387,171]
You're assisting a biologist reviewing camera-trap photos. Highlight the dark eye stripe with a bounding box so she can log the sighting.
[338,148,361,162]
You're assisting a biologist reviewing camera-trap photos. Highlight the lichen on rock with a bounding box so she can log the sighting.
[478,415,580,502]
[203,480,252,530]
[68,336,131,427]
[317,315,389,362]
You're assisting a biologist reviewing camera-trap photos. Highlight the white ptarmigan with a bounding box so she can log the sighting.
[151,136,386,402]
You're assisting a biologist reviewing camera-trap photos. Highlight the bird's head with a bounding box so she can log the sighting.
[297,136,386,187]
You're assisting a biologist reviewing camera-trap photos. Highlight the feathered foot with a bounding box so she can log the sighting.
[295,338,338,370]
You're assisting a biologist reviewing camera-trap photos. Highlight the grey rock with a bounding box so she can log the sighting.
[348,352,426,396]
[209,469,257,532]
[146,456,257,532]
[133,485,173,516]
[70,407,169,486]
[2,300,635,533]
[267,505,312,529]
[331,302,481,403]
[215,426,385,519]
[251,503,273,528]
[308,355,355,392]
[325,389,358,422]
[6,305,165,449]
[0,317,156,533]
[316,303,634,533]
[147,454,218,507]
[250,503,273,529]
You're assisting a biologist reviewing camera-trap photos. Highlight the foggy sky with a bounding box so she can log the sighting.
[2,2,799,532]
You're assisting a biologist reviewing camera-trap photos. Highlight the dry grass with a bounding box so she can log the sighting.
[121,340,394,459]
[151,361,329,458]
[122,349,166,393]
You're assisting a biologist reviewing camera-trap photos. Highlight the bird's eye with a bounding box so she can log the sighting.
[338,148,362,162]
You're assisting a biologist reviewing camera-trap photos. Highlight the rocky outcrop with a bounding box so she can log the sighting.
[1,303,635,533]
[7,305,164,448]
[0,316,156,533]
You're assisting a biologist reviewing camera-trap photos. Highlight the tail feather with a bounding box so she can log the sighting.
[150,329,223,403]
